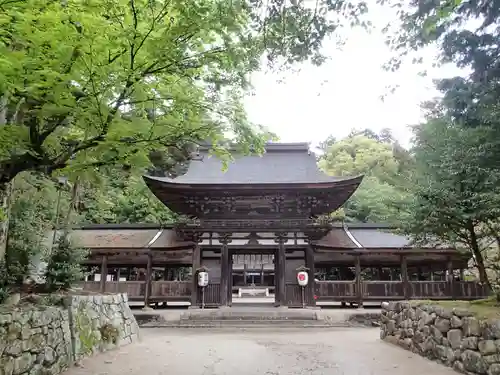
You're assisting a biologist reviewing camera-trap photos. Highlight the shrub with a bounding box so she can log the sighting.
[44,235,89,291]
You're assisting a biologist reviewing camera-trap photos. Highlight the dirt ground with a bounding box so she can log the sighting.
[65,328,456,375]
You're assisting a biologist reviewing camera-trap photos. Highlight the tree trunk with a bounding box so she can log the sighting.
[0,181,13,261]
[62,179,79,233]
[467,222,491,288]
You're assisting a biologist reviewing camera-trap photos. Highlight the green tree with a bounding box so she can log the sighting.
[78,171,175,224]
[0,0,371,257]
[402,106,500,286]
[318,131,413,222]
[383,0,500,141]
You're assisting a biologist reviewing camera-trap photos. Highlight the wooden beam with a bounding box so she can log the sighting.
[355,255,363,307]
[447,257,455,298]
[220,243,229,306]
[401,255,409,299]
[191,245,201,307]
[100,255,108,293]
[144,253,153,308]
[306,245,315,306]
[276,239,286,306]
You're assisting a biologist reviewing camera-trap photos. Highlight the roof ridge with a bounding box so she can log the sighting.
[198,142,311,153]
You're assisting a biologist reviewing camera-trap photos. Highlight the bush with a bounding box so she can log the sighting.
[0,238,38,304]
[0,261,12,304]
[44,235,89,291]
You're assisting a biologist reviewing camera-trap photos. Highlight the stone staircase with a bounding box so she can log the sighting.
[134,307,381,329]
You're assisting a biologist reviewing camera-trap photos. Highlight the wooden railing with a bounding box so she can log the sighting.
[409,281,448,299]
[363,281,405,299]
[196,283,221,307]
[315,281,356,301]
[80,281,101,293]
[105,281,144,297]
[315,280,489,301]
[453,281,490,299]
[80,280,490,305]
[150,281,191,301]
[80,281,190,302]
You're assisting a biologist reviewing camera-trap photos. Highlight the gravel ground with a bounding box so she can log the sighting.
[65,328,456,375]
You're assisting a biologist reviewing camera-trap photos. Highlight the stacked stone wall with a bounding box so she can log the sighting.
[380,301,500,375]
[0,293,140,375]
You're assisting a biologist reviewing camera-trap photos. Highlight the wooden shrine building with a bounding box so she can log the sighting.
[75,143,489,308]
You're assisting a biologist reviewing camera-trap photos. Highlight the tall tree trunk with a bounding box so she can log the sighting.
[0,181,13,261]
[467,221,491,288]
[61,178,79,239]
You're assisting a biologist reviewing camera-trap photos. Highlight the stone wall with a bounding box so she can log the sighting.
[380,301,500,375]
[69,293,140,360]
[0,293,140,375]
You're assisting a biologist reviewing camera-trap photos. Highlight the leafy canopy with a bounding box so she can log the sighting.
[0,0,370,184]
[318,130,413,223]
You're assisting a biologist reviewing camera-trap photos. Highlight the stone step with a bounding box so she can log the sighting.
[179,309,319,321]
[140,319,353,328]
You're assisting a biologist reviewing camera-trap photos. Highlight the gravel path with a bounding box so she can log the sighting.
[65,328,456,375]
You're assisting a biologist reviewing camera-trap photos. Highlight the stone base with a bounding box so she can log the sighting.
[142,306,153,311]
[306,306,321,310]
[188,305,200,309]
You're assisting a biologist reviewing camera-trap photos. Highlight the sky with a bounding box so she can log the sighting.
[244,3,465,149]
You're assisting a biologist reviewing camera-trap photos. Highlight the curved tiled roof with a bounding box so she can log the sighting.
[144,142,361,185]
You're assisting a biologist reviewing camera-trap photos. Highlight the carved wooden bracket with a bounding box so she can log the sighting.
[176,229,203,243]
[218,233,233,245]
[274,232,289,244]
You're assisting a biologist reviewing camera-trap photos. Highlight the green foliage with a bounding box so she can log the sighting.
[0,261,12,304]
[0,0,371,186]
[382,0,500,151]
[318,130,413,223]
[99,323,119,345]
[74,300,99,356]
[78,171,176,224]
[44,236,89,291]
[400,105,500,286]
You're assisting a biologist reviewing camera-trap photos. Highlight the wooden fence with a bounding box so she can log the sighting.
[315,280,489,302]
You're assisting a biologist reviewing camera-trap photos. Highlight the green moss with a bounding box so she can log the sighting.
[74,300,99,355]
[99,323,119,345]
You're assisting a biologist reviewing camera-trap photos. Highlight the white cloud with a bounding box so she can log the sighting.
[244,4,465,149]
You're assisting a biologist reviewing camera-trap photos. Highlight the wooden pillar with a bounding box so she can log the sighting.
[190,244,201,307]
[243,264,248,286]
[401,255,409,299]
[355,255,363,307]
[275,233,287,307]
[144,252,153,308]
[220,234,231,307]
[99,255,108,293]
[274,251,280,305]
[116,268,121,282]
[447,257,455,298]
[228,253,233,306]
[305,245,315,306]
[460,268,464,280]
[378,267,383,280]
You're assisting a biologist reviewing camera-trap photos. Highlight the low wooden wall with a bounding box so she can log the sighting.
[80,281,191,302]
[81,280,489,306]
[315,280,489,303]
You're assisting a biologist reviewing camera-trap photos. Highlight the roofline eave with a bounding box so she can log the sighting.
[143,174,364,192]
